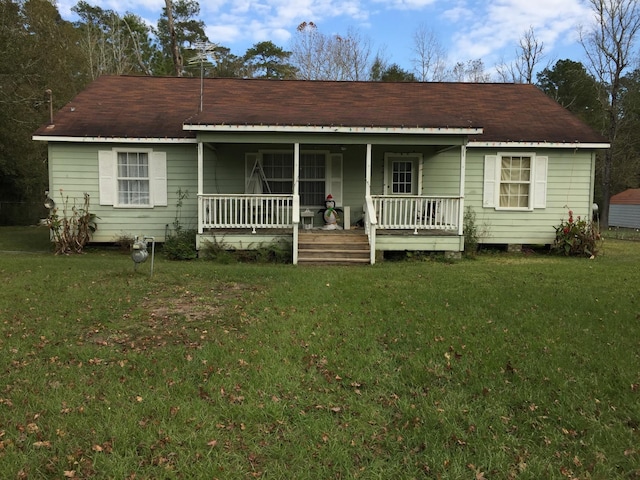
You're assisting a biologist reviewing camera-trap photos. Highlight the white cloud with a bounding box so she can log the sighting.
[207,23,243,44]
[55,0,593,71]
[441,2,475,24]
[373,0,437,9]
[449,0,592,64]
[204,0,373,48]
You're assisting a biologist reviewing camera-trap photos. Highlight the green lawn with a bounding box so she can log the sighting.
[0,225,51,252]
[0,232,639,479]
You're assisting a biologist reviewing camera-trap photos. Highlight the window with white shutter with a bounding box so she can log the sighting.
[483,153,547,210]
[98,149,167,208]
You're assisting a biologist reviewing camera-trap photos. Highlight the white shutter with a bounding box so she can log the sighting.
[328,153,343,206]
[483,155,498,208]
[533,155,548,209]
[150,151,167,207]
[98,150,115,206]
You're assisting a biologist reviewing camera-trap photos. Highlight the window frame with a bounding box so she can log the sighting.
[383,153,423,196]
[497,153,533,210]
[299,151,328,207]
[256,149,330,207]
[484,152,547,212]
[115,150,152,208]
[99,148,167,209]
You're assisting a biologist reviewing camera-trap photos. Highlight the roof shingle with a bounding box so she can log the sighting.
[610,189,640,205]
[34,75,607,144]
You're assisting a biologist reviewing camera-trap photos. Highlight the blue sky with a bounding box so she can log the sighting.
[56,0,595,76]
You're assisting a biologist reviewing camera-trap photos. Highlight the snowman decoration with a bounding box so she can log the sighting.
[321,194,342,230]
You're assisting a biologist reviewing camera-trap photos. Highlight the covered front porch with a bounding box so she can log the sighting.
[191,131,473,264]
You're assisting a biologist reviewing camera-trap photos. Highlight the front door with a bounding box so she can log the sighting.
[384,153,422,195]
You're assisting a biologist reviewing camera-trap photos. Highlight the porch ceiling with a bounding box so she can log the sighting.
[194,131,471,146]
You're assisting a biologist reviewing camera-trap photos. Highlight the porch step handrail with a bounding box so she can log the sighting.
[200,194,294,231]
[371,195,460,232]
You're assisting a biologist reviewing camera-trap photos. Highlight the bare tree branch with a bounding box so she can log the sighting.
[580,0,640,228]
[411,23,447,82]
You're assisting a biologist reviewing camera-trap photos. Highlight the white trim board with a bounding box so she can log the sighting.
[468,141,609,149]
[184,124,483,135]
[33,136,197,144]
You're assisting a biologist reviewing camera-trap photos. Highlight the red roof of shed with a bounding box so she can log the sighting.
[610,189,640,205]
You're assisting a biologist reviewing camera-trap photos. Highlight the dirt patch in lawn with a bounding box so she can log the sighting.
[85,282,262,351]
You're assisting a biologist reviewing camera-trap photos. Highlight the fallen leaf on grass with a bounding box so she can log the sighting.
[207,439,218,447]
[63,471,76,478]
[33,441,51,448]
[26,423,39,433]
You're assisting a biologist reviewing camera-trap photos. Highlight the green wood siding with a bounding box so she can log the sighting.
[376,235,463,252]
[48,143,198,242]
[423,148,462,195]
[464,148,595,245]
[197,232,292,251]
[203,144,246,194]
[48,139,598,250]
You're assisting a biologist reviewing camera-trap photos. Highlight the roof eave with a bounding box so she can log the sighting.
[183,124,483,135]
[32,135,197,144]
[467,141,610,149]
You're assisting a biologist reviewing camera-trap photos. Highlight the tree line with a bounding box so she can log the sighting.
[1,0,639,227]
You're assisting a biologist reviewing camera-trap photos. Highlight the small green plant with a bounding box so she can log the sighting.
[162,188,197,260]
[163,229,197,260]
[200,239,293,264]
[199,237,237,264]
[46,191,97,254]
[242,240,293,263]
[173,187,189,233]
[114,233,134,253]
[552,209,600,257]
[463,206,479,257]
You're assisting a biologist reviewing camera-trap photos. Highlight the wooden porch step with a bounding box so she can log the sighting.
[297,230,370,265]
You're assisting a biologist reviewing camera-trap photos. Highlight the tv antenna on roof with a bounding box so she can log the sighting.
[189,41,218,112]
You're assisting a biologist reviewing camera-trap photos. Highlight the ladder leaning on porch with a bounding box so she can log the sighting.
[246,156,271,194]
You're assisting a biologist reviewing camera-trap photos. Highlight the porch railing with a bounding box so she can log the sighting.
[200,194,294,232]
[371,195,460,233]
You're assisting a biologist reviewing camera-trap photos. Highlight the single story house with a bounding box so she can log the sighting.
[609,189,640,229]
[33,76,608,264]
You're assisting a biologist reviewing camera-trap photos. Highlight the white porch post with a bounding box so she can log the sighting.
[458,143,466,238]
[197,141,204,235]
[365,143,376,264]
[293,143,300,265]
[293,143,300,198]
[365,143,372,197]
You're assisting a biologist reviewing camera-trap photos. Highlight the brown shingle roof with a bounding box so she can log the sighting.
[34,75,607,144]
[610,189,640,205]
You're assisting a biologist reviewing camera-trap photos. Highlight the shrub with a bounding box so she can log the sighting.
[46,191,97,254]
[200,239,293,264]
[551,209,600,257]
[163,229,197,260]
[242,240,292,263]
[463,206,479,257]
[114,233,134,253]
[199,238,237,264]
